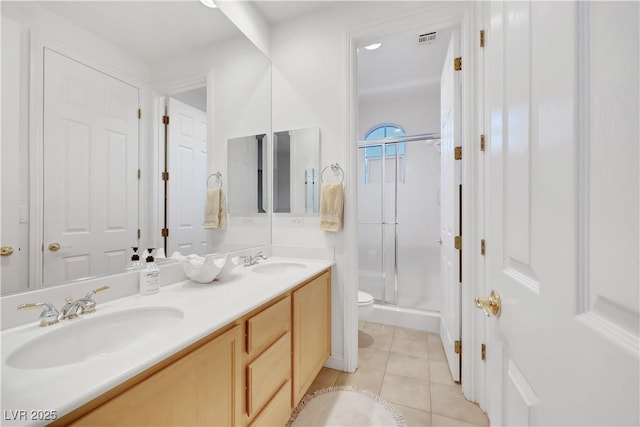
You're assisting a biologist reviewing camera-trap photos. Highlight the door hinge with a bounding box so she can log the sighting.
[480,134,486,152]
[162,171,169,181]
[161,228,169,238]
[454,57,462,71]
[481,343,486,361]
[138,169,141,180]
[162,115,170,125]
[480,30,485,48]
[454,146,462,160]
[455,340,462,354]
[481,239,486,255]
[455,236,462,251]
[137,229,141,239]
[137,108,141,119]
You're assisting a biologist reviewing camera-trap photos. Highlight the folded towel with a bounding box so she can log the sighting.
[203,188,227,229]
[320,183,344,232]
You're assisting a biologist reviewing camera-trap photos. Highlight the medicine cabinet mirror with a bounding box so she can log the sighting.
[273,127,321,215]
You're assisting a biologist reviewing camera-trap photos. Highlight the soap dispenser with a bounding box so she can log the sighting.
[127,247,143,270]
[139,248,160,295]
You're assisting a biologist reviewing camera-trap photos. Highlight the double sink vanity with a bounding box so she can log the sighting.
[1,257,333,426]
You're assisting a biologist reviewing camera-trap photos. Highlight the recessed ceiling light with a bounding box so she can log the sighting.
[364,43,382,51]
[199,0,217,8]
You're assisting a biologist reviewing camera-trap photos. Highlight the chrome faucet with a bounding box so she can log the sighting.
[17,302,60,327]
[241,251,268,267]
[17,285,110,326]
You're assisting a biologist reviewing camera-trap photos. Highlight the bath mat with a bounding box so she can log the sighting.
[287,385,406,426]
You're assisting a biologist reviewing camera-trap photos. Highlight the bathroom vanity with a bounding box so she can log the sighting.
[1,258,332,427]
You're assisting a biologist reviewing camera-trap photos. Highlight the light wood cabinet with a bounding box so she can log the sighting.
[292,271,331,405]
[67,325,242,427]
[53,269,331,427]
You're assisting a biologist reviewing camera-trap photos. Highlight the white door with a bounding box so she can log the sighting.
[43,48,139,286]
[484,2,639,425]
[440,35,462,382]
[166,97,208,256]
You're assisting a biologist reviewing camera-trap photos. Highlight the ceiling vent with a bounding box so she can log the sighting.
[418,31,437,45]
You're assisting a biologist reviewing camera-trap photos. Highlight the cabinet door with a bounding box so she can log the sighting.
[292,271,331,404]
[71,325,242,426]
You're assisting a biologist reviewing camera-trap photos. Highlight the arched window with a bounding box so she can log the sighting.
[363,124,406,158]
[362,124,407,184]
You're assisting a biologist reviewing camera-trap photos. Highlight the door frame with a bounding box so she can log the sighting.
[29,32,149,288]
[346,1,485,401]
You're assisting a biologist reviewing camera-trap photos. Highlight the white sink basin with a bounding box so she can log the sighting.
[7,307,184,369]
[252,262,307,275]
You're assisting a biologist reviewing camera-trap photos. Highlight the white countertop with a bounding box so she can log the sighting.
[0,257,333,426]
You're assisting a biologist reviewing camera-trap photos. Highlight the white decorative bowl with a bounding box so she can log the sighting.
[173,252,228,283]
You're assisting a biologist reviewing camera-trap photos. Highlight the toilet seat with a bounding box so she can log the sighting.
[358,291,374,305]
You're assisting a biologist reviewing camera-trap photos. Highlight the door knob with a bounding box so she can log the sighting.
[475,290,502,317]
[48,243,61,252]
[1,246,14,256]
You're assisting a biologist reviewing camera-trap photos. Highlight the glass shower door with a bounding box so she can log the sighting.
[357,143,401,304]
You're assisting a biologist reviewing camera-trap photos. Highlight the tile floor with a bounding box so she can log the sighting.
[304,321,490,427]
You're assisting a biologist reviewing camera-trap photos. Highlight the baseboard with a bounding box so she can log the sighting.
[324,354,345,371]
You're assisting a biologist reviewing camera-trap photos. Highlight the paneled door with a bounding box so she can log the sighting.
[166,97,208,256]
[43,48,139,286]
[439,35,462,382]
[484,2,639,425]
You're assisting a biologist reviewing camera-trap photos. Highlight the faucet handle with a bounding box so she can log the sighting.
[80,285,110,314]
[84,285,110,299]
[17,302,59,327]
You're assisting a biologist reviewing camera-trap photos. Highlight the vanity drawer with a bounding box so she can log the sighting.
[249,379,292,427]
[246,295,290,357]
[246,331,291,418]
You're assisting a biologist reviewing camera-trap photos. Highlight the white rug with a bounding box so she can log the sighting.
[287,386,406,427]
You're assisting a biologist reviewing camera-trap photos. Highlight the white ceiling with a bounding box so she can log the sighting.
[251,1,336,25]
[37,1,241,64]
[358,27,452,95]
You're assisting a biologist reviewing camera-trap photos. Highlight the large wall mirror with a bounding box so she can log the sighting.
[0,1,271,295]
[273,127,321,215]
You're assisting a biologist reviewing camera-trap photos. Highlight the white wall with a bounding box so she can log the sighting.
[358,83,441,138]
[270,0,444,369]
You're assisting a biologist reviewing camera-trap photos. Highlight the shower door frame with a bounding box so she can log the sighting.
[357,133,441,306]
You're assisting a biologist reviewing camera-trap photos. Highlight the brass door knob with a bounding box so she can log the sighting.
[475,290,502,317]
[0,246,14,256]
[48,243,61,252]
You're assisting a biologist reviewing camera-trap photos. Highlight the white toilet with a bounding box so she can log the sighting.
[358,291,374,318]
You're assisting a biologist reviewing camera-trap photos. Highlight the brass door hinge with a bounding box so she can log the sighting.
[161,228,169,238]
[480,134,486,152]
[454,57,462,71]
[480,30,485,48]
[138,169,141,180]
[454,146,462,160]
[455,235,462,250]
[455,340,462,354]
[481,239,486,255]
[162,171,169,181]
[137,108,141,119]
[481,343,486,361]
[137,229,141,239]
[162,115,170,125]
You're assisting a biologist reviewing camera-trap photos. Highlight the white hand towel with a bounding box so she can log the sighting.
[320,183,344,232]
[203,188,227,229]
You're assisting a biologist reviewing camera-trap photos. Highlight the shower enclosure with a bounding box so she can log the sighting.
[357,134,441,313]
